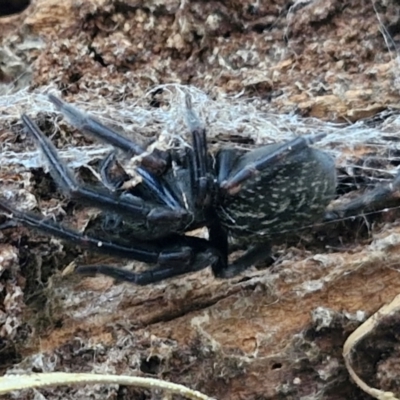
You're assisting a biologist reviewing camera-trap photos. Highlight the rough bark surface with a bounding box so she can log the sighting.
[2,1,400,399]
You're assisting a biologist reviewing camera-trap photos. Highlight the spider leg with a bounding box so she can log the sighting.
[135,166,182,208]
[21,115,190,231]
[50,95,183,208]
[214,243,273,279]
[324,170,400,222]
[48,94,166,174]
[0,199,219,284]
[220,134,326,196]
[76,258,212,285]
[208,213,273,279]
[207,216,229,276]
[184,95,215,207]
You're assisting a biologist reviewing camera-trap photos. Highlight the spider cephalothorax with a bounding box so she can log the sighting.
[0,95,399,284]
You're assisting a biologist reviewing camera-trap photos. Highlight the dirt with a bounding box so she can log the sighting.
[2,0,400,399]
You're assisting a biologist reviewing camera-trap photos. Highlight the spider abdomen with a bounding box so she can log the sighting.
[218,144,336,241]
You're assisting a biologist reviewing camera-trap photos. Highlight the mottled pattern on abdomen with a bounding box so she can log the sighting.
[218,145,336,241]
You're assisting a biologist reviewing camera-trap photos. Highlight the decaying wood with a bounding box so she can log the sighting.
[2,1,400,399]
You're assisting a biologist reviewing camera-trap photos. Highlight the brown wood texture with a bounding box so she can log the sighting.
[2,1,400,399]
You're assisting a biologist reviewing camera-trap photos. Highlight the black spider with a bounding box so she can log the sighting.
[0,94,399,285]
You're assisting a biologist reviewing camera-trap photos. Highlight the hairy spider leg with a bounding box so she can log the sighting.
[220,133,327,196]
[324,169,400,222]
[0,199,219,285]
[48,94,166,174]
[21,115,190,233]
